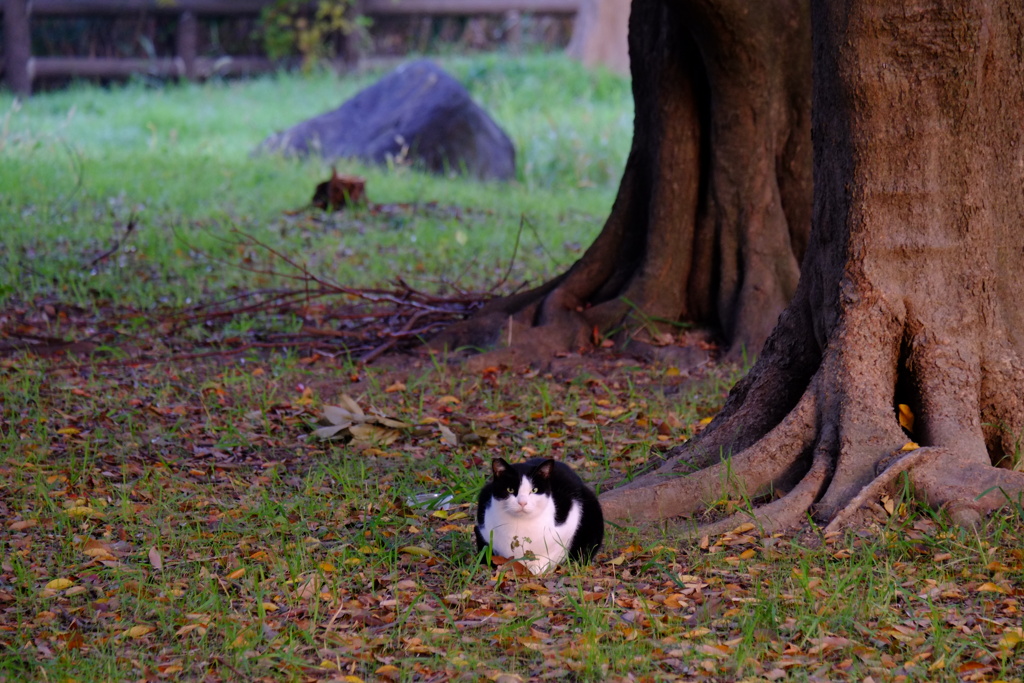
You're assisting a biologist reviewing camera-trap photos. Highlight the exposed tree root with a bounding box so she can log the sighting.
[910,460,1024,528]
[823,447,942,534]
[600,379,820,522]
[693,435,832,539]
[825,449,1024,533]
[602,301,1024,536]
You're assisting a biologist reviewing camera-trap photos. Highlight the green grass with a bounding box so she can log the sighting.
[0,53,632,309]
[3,349,1023,682]
[2,53,1023,683]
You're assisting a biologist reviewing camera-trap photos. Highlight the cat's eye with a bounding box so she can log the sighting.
[532,487,538,493]
[506,487,515,494]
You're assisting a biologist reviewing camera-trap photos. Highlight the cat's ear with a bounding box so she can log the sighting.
[492,458,510,478]
[535,459,555,479]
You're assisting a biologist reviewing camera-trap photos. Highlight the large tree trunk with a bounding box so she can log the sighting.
[600,0,1024,532]
[432,0,812,364]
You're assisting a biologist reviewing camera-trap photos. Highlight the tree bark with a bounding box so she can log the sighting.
[432,0,812,364]
[600,0,1024,531]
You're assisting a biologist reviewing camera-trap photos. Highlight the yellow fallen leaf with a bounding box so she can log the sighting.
[376,664,401,680]
[489,675,523,683]
[698,417,714,426]
[597,406,627,418]
[318,562,335,573]
[66,506,102,519]
[399,545,432,557]
[83,546,116,561]
[901,442,920,451]
[57,427,81,435]
[384,382,406,393]
[977,581,1010,594]
[898,404,914,432]
[739,549,757,560]
[437,395,460,405]
[261,602,279,612]
[175,623,207,637]
[998,627,1023,649]
[83,538,113,552]
[320,660,340,670]
[230,629,254,648]
[225,568,246,580]
[618,626,640,641]
[123,625,155,639]
[730,522,755,534]
[46,578,74,591]
[349,423,401,446]
[882,495,896,515]
[665,367,680,377]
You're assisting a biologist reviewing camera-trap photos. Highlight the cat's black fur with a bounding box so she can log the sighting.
[474,457,604,567]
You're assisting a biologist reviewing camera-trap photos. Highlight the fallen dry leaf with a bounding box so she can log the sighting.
[897,403,915,432]
[976,582,1010,594]
[122,625,156,639]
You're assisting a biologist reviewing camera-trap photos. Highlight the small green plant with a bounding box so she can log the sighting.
[259,0,368,70]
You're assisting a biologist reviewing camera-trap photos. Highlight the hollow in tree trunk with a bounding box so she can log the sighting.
[600,0,1024,532]
[432,0,812,364]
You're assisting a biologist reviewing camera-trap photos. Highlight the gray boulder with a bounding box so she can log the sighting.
[257,60,516,181]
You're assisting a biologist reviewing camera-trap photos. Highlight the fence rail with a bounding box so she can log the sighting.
[2,0,581,94]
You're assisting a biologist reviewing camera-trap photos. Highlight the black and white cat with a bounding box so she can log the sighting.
[474,457,604,574]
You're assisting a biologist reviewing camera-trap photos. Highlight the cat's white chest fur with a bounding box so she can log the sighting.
[480,475,582,574]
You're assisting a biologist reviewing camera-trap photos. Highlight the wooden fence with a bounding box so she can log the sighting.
[1,0,580,95]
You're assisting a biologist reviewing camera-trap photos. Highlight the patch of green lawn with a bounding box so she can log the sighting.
[0,53,631,310]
